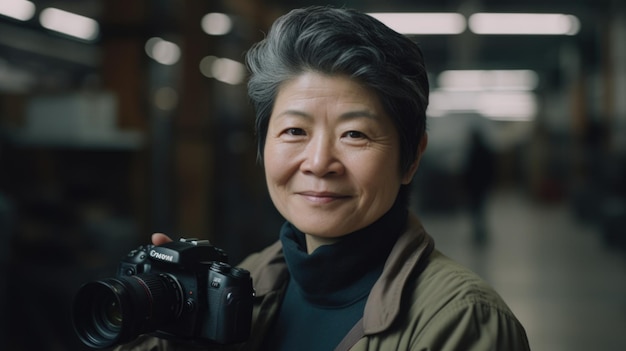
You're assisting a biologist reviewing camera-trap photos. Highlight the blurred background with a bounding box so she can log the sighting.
[0,0,625,350]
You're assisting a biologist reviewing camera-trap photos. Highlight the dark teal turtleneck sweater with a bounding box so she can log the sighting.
[262,200,407,351]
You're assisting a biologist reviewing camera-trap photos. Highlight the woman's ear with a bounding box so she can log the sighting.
[401,133,428,184]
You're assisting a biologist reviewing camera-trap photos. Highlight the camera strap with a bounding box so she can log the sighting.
[334,317,364,351]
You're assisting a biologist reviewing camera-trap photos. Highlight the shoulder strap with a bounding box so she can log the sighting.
[334,317,365,351]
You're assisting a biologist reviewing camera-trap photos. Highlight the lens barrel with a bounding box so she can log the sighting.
[72,273,183,349]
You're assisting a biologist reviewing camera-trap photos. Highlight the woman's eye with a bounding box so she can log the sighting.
[345,130,366,139]
[285,128,305,136]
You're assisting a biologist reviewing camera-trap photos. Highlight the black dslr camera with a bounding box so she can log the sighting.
[72,238,254,349]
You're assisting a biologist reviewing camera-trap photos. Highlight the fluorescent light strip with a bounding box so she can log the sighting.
[428,90,537,121]
[368,13,466,34]
[438,70,539,91]
[469,13,580,35]
[0,0,35,21]
[478,91,537,120]
[39,8,99,40]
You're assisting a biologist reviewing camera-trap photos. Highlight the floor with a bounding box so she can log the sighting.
[419,188,626,351]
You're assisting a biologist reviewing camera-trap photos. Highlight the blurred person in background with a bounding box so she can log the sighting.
[115,6,529,351]
[464,127,496,245]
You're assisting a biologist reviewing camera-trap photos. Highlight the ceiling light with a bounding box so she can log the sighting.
[212,57,246,85]
[368,13,466,35]
[438,70,539,91]
[145,37,181,65]
[428,90,537,121]
[469,13,580,35]
[199,55,218,78]
[0,0,35,21]
[201,56,246,85]
[478,91,537,121]
[39,7,99,40]
[201,12,233,36]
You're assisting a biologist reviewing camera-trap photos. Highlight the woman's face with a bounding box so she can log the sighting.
[264,72,416,242]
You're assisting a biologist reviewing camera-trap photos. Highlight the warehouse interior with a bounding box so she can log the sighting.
[0,0,625,350]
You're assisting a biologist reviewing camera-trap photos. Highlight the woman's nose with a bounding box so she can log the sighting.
[300,136,344,177]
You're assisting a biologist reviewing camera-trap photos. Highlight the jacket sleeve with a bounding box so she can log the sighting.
[413,299,531,351]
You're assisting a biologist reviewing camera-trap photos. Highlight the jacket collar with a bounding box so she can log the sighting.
[246,241,287,296]
[245,212,434,334]
[362,214,434,334]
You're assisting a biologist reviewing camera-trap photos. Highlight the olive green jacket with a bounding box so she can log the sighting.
[116,214,530,351]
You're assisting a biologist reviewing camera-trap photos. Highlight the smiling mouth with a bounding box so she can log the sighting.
[297,191,350,204]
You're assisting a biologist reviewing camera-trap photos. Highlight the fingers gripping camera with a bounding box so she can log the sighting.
[72,238,255,349]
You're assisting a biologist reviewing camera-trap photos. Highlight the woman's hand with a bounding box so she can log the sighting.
[151,233,173,245]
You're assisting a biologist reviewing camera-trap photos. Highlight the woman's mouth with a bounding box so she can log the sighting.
[297,191,350,204]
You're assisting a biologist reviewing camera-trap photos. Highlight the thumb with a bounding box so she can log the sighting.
[152,233,173,246]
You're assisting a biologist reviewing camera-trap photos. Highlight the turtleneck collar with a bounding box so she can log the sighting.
[279,198,408,306]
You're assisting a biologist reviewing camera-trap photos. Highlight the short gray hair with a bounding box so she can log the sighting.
[246,6,429,174]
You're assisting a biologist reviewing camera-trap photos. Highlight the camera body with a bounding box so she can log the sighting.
[73,238,254,349]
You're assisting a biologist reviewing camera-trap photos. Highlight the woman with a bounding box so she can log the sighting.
[120,6,530,351]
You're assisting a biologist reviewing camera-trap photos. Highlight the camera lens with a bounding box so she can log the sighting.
[72,273,184,349]
[103,297,122,327]
[93,294,122,339]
